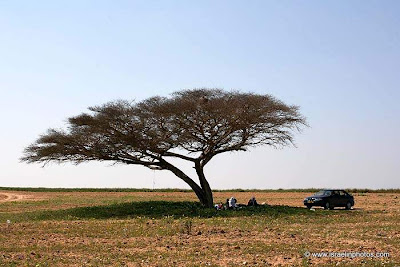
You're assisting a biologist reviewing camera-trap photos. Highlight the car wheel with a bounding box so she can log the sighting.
[306,204,312,209]
[345,202,352,210]
[324,202,330,210]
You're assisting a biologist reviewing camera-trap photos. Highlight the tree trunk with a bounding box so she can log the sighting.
[160,159,213,208]
[195,162,214,208]
[161,161,207,206]
[202,185,214,208]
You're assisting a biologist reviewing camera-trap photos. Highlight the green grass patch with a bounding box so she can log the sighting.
[0,201,315,222]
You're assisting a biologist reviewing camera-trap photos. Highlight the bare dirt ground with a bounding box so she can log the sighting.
[0,192,34,202]
[0,190,399,266]
[1,190,399,211]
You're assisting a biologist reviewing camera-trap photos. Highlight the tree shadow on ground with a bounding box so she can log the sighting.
[27,201,314,221]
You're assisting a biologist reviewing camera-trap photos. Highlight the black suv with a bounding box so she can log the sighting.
[303,189,354,210]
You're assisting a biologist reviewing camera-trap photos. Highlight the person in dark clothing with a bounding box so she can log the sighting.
[247,196,258,206]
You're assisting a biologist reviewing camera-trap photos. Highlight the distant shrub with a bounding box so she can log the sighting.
[1,187,398,193]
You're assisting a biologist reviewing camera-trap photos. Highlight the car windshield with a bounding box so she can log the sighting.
[314,190,332,196]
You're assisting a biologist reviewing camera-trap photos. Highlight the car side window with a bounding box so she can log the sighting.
[339,191,346,196]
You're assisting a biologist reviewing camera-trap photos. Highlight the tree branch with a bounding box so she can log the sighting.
[162,152,196,162]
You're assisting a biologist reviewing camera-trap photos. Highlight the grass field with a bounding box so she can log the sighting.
[0,189,399,266]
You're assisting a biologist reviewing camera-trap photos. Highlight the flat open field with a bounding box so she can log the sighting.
[0,190,399,266]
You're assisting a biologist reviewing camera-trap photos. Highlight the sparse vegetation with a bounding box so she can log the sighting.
[0,189,399,266]
[0,201,311,223]
[1,187,399,193]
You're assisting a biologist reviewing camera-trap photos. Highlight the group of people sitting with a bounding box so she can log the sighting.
[214,196,259,210]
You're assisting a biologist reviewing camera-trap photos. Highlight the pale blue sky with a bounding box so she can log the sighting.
[0,1,399,189]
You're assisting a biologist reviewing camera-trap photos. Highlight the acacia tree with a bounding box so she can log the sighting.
[22,89,307,208]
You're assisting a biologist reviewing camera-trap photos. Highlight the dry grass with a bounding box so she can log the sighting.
[0,190,399,266]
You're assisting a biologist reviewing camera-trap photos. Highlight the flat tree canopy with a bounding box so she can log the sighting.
[22,89,307,207]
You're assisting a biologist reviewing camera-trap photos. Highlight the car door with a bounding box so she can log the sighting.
[330,190,341,206]
[338,191,348,206]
